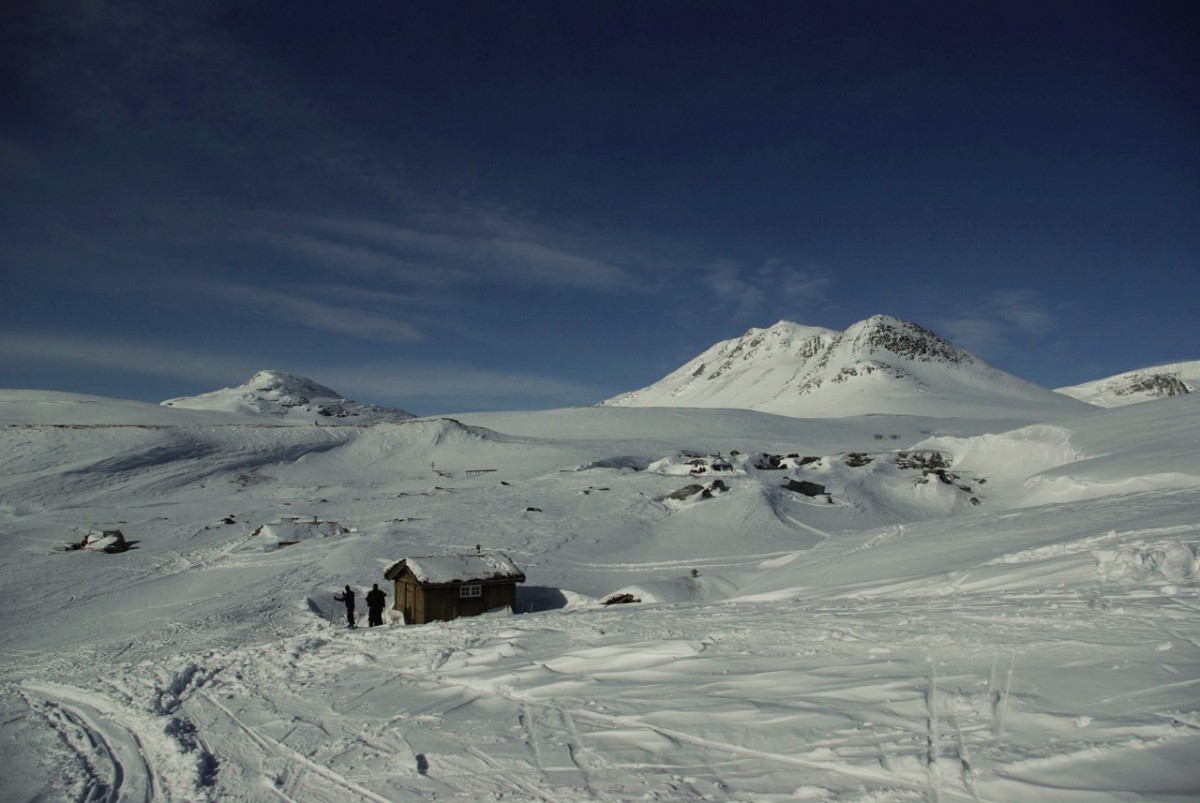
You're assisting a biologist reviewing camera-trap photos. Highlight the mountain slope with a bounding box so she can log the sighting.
[162,370,416,423]
[1056,360,1199,408]
[604,315,1089,419]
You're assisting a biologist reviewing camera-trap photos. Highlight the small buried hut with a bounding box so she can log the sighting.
[383,553,526,625]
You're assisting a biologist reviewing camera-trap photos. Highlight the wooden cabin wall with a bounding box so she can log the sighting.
[400,582,518,624]
[390,572,520,624]
[483,582,517,614]
[392,577,424,625]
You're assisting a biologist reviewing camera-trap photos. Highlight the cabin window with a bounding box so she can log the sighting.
[460,584,482,598]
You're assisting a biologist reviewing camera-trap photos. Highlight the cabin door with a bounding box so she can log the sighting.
[404,581,421,624]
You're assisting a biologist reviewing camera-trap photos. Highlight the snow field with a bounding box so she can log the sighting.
[0,392,1197,800]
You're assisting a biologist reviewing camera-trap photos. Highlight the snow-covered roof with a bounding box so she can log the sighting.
[384,553,525,585]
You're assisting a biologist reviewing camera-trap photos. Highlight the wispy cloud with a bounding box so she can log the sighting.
[706,259,832,320]
[261,231,468,288]
[0,331,601,410]
[489,238,632,291]
[315,364,602,410]
[9,0,685,314]
[186,280,427,343]
[0,332,258,385]
[940,289,1058,356]
[287,215,641,293]
[991,289,1055,335]
[304,284,421,306]
[938,317,1007,355]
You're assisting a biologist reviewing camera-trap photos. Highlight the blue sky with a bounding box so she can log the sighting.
[2,1,1197,414]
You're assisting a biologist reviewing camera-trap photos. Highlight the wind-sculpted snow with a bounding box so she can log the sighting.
[0,392,1197,800]
[919,395,1200,508]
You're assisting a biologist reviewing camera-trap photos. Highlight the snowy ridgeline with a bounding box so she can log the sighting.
[1056,360,1200,407]
[602,316,1095,420]
[0,390,1198,801]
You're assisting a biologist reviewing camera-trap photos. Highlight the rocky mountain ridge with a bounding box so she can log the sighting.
[604,315,1088,420]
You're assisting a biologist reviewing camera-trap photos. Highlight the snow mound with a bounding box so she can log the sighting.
[914,424,1082,504]
[916,395,1200,507]
[76,529,129,553]
[604,573,739,604]
[648,452,738,476]
[245,519,351,551]
[1021,394,1200,506]
[575,455,649,472]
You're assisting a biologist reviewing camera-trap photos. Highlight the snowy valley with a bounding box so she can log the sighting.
[1,319,1198,802]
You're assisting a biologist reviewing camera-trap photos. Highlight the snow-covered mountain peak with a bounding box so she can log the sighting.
[604,314,1088,419]
[245,370,343,404]
[705,320,837,374]
[1056,360,1200,408]
[839,315,972,366]
[162,370,416,422]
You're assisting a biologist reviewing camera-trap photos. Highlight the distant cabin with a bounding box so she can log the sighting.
[383,553,526,625]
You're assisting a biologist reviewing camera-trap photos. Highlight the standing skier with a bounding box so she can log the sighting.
[334,585,356,628]
[366,583,388,627]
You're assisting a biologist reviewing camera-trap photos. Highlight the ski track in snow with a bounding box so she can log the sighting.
[18,587,1184,802]
[19,680,165,803]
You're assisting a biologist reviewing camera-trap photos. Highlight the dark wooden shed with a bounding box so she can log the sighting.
[383,553,526,625]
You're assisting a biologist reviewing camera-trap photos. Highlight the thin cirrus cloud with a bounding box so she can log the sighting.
[487,238,633,292]
[940,290,1058,357]
[0,331,259,385]
[189,280,426,343]
[314,363,602,409]
[259,231,469,288]
[286,215,643,293]
[990,289,1055,336]
[938,317,1008,356]
[706,259,833,320]
[0,331,600,409]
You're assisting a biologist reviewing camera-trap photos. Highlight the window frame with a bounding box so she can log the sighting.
[459,583,482,598]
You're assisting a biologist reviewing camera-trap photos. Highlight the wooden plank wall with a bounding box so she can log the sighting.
[392,578,518,624]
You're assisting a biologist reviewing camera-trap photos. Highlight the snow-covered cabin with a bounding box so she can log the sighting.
[383,553,526,624]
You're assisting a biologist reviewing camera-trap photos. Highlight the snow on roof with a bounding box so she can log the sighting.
[385,553,525,585]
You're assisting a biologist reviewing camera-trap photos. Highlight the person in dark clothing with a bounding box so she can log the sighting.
[366,583,388,627]
[334,585,356,628]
